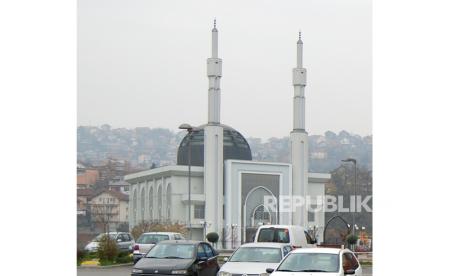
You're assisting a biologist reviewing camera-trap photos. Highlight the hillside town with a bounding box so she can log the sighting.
[77,125,373,250]
[78,125,372,173]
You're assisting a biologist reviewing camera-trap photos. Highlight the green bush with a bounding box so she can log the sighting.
[96,234,119,263]
[77,249,85,265]
[131,221,187,240]
[206,232,219,244]
[86,251,98,259]
[116,253,133,264]
[346,234,359,245]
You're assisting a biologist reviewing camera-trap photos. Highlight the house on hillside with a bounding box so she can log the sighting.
[89,189,129,232]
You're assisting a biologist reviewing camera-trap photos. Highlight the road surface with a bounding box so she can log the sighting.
[77,265,373,276]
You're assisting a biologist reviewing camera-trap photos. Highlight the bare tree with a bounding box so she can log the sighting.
[91,203,118,233]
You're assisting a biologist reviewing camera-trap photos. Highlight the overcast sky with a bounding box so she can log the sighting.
[78,0,371,139]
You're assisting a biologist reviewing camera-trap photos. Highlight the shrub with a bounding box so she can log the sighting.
[346,234,358,245]
[96,234,119,263]
[131,221,187,240]
[116,252,133,264]
[77,249,85,265]
[206,232,219,244]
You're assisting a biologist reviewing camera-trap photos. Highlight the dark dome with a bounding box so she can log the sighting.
[177,124,252,166]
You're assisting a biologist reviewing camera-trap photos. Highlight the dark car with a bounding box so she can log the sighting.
[131,240,220,276]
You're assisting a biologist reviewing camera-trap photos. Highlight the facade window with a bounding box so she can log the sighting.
[157,185,163,220]
[252,205,271,226]
[140,188,145,221]
[149,187,154,221]
[194,205,205,219]
[166,184,172,220]
[132,189,138,224]
[308,211,315,222]
[308,204,317,222]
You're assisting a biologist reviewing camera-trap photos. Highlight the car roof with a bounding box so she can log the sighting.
[159,240,204,245]
[258,225,303,229]
[140,232,181,235]
[240,242,288,248]
[291,247,343,254]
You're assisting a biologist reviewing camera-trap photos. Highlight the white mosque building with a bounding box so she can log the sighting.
[125,21,331,248]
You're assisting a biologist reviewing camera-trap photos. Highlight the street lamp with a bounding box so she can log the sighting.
[342,158,357,235]
[179,123,198,239]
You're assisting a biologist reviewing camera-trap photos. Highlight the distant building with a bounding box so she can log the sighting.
[311,151,328,160]
[77,168,99,189]
[108,178,130,194]
[77,188,94,227]
[89,189,129,232]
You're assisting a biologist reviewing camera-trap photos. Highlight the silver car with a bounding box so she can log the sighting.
[84,232,135,253]
[218,243,293,276]
[132,232,185,263]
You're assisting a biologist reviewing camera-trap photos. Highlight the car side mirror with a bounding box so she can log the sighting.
[344,269,356,275]
[223,257,228,262]
[266,268,274,274]
[117,239,122,242]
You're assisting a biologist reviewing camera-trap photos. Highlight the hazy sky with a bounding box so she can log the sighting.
[78,0,371,139]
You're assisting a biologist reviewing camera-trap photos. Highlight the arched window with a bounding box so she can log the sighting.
[166,184,172,220]
[252,205,271,226]
[132,188,138,225]
[140,187,145,222]
[157,185,163,221]
[244,186,278,227]
[149,186,154,221]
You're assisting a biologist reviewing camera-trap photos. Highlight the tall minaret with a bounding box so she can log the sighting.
[290,31,309,226]
[204,19,224,236]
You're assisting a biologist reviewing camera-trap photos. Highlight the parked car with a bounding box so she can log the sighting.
[219,243,292,276]
[265,248,362,276]
[253,225,316,248]
[133,232,185,263]
[84,232,135,253]
[131,240,219,276]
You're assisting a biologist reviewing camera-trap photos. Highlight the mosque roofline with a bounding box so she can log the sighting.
[124,165,204,183]
[225,159,293,167]
[225,159,331,182]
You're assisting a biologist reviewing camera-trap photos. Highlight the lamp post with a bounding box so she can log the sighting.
[342,158,357,235]
[179,123,198,239]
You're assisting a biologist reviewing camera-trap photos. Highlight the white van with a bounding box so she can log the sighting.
[253,225,316,248]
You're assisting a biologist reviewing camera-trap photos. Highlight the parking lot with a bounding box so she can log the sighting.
[77,265,373,276]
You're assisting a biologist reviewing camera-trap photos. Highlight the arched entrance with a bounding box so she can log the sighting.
[243,186,277,242]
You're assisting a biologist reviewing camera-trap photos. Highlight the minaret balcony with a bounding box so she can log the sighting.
[207,58,222,76]
[293,68,307,85]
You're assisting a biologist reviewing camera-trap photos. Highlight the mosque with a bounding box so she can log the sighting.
[125,21,331,248]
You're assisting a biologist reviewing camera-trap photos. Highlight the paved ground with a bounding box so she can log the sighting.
[77,265,373,276]
[77,266,132,276]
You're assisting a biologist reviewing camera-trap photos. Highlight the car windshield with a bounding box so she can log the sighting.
[136,234,170,244]
[277,253,339,273]
[229,247,282,263]
[145,243,195,259]
[257,228,290,243]
[92,233,117,242]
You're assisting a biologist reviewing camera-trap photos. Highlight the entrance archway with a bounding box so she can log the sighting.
[243,186,277,242]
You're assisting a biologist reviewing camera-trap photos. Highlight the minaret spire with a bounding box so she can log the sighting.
[297,31,303,69]
[212,19,218,58]
[290,30,308,227]
[204,20,224,237]
[293,31,306,130]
